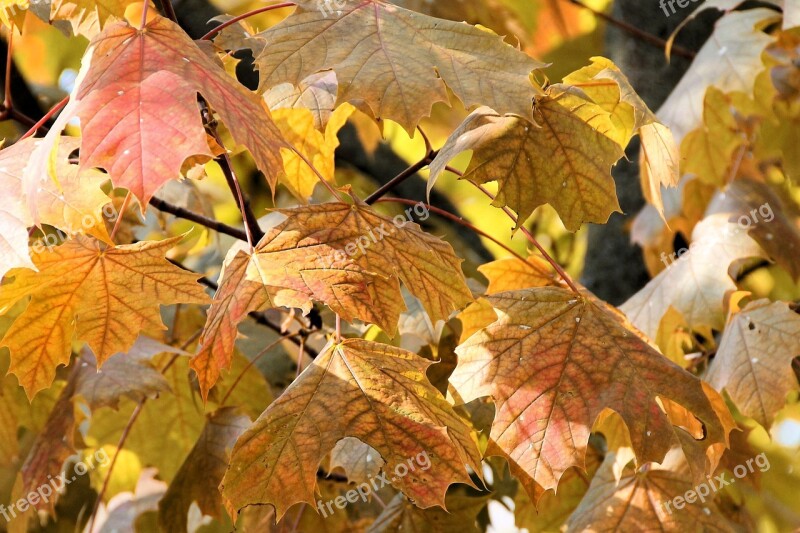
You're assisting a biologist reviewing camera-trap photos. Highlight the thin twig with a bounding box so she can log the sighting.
[109,192,133,242]
[473,182,581,294]
[4,31,12,110]
[565,0,696,60]
[149,196,249,241]
[209,128,263,247]
[365,153,435,205]
[159,0,178,23]
[200,2,296,41]
[219,333,297,406]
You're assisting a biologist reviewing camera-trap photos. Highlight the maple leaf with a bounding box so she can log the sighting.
[0,236,209,398]
[621,214,765,339]
[566,451,735,532]
[17,374,78,512]
[450,287,733,496]
[221,338,483,520]
[0,137,113,280]
[192,198,471,398]
[272,103,354,200]
[682,87,745,186]
[265,71,339,130]
[658,9,777,141]
[706,299,800,427]
[428,90,625,232]
[250,0,544,132]
[158,407,250,533]
[563,57,680,220]
[478,256,556,294]
[75,337,184,410]
[74,15,287,205]
[89,354,206,481]
[50,0,137,37]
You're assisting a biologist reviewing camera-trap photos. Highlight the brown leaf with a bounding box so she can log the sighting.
[75,15,286,205]
[251,0,544,132]
[158,407,250,532]
[221,339,482,520]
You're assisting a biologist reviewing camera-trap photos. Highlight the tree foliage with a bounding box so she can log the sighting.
[0,0,799,531]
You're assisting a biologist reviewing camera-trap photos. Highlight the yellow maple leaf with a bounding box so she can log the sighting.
[273,103,354,200]
[0,236,209,398]
[429,90,625,232]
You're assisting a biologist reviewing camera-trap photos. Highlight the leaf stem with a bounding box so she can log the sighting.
[19,96,68,140]
[472,181,582,294]
[219,333,298,406]
[109,191,133,242]
[365,152,435,205]
[200,2,296,41]
[158,0,178,23]
[4,31,12,111]
[376,197,537,272]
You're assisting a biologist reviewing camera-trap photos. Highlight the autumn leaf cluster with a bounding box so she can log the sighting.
[0,0,799,531]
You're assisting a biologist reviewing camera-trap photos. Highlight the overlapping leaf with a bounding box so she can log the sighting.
[621,214,765,339]
[250,0,544,132]
[158,407,250,532]
[192,198,472,398]
[0,137,112,280]
[51,0,138,37]
[563,57,680,218]
[0,236,209,398]
[707,300,800,426]
[658,9,777,141]
[221,339,482,520]
[450,287,733,496]
[74,15,287,205]
[566,451,735,532]
[428,89,625,231]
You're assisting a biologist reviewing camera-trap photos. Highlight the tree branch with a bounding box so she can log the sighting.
[149,196,249,241]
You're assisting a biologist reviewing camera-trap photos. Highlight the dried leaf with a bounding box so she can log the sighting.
[251,0,544,132]
[429,92,624,231]
[222,339,482,520]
